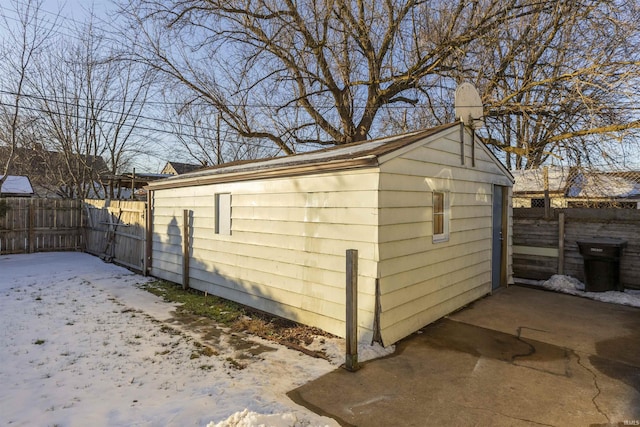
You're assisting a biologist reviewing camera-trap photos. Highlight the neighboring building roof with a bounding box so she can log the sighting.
[161,161,203,175]
[512,167,572,194]
[0,175,34,196]
[568,172,640,199]
[513,167,640,199]
[148,122,513,191]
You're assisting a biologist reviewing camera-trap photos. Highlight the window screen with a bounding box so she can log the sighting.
[215,193,231,235]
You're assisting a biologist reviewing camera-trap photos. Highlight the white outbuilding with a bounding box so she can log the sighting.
[146,122,514,346]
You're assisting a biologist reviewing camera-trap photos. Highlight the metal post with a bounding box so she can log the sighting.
[345,249,359,372]
[182,209,190,290]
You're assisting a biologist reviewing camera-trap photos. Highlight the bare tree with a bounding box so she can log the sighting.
[163,99,280,165]
[0,0,56,185]
[461,1,640,169]
[122,0,560,152]
[122,0,640,168]
[30,18,154,198]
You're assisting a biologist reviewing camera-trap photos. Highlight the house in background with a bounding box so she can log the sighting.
[0,146,109,198]
[146,123,514,346]
[513,166,640,209]
[161,161,204,176]
[0,175,34,197]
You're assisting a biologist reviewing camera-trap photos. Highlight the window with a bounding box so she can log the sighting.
[215,193,231,235]
[433,191,449,242]
[531,198,545,208]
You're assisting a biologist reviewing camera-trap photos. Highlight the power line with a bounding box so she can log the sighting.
[0,100,292,152]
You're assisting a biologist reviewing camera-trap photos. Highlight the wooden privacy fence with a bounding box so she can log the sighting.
[0,198,83,254]
[84,199,146,272]
[513,208,640,289]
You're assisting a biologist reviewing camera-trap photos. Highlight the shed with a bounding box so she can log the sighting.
[146,123,514,346]
[513,166,640,209]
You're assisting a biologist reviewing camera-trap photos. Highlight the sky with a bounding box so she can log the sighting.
[0,0,176,174]
[2,1,639,174]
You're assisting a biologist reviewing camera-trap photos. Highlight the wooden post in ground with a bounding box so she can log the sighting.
[345,249,359,372]
[144,191,153,276]
[182,209,190,290]
[543,166,551,219]
[558,212,565,275]
[28,200,35,253]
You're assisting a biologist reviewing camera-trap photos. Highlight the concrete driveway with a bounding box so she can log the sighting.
[289,286,640,426]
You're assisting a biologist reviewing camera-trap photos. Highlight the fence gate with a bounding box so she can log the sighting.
[84,199,146,273]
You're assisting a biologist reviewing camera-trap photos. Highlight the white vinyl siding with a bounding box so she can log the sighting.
[377,125,512,345]
[151,169,380,341]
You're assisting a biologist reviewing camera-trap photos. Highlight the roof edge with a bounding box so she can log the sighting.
[147,156,379,190]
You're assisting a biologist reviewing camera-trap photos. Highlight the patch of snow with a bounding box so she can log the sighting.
[0,174,33,194]
[208,409,307,427]
[536,274,640,308]
[512,167,571,193]
[2,252,398,426]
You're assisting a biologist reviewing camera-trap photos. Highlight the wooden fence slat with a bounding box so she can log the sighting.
[1,198,146,272]
[83,199,146,272]
[513,208,640,289]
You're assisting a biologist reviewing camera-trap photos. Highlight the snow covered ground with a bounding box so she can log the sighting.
[0,252,392,427]
[527,274,640,308]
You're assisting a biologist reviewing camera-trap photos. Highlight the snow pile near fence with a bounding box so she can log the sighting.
[539,274,640,308]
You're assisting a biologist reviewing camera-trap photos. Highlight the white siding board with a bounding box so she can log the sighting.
[233,219,377,243]
[229,231,378,261]
[379,173,501,194]
[233,191,378,208]
[189,242,378,279]
[232,206,379,225]
[379,239,490,278]
[379,221,490,244]
[382,262,490,311]
[380,285,490,345]
[378,190,429,208]
[383,158,511,186]
[380,250,490,292]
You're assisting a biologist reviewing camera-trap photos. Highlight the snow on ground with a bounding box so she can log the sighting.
[528,274,640,308]
[0,252,392,427]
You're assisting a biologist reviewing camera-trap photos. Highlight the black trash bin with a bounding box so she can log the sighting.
[577,238,627,292]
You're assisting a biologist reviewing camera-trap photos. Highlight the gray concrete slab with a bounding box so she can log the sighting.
[289,286,640,426]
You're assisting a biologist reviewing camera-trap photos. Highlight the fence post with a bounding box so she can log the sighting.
[182,209,190,290]
[345,249,359,372]
[558,212,565,275]
[28,200,35,253]
[543,166,551,219]
[144,191,153,276]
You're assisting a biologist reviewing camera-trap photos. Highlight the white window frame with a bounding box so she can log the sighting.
[215,193,231,235]
[432,191,450,243]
